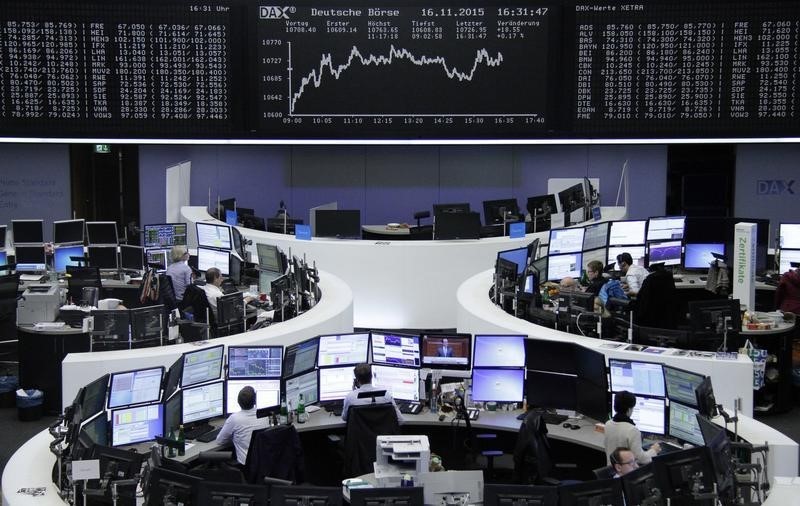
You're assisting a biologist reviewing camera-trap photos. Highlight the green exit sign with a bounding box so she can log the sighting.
[94,144,111,154]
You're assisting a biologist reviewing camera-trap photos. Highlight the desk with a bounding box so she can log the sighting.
[763,478,800,505]
[18,278,141,308]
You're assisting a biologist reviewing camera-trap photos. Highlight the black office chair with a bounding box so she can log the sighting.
[179,284,216,340]
[592,465,616,480]
[0,273,21,363]
[243,425,305,485]
[512,412,576,485]
[344,403,400,479]
[66,266,102,306]
[634,269,681,329]
[189,450,245,483]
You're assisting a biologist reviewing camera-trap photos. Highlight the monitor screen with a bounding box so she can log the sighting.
[86,221,118,245]
[317,333,370,367]
[607,246,646,269]
[285,370,319,408]
[631,396,666,435]
[283,338,319,377]
[162,357,183,402]
[646,216,686,241]
[497,247,528,275]
[668,402,704,446]
[88,246,118,270]
[196,222,232,250]
[583,222,610,251]
[420,333,471,369]
[110,403,164,447]
[471,368,525,403]
[371,364,420,402]
[582,248,607,269]
[143,223,188,249]
[119,245,144,271]
[779,223,800,250]
[525,339,576,374]
[318,366,354,402]
[0,251,6,266]
[482,198,520,226]
[256,243,283,273]
[195,482,269,506]
[198,247,230,275]
[0,225,6,248]
[558,183,586,214]
[546,252,583,281]
[609,359,665,397]
[53,219,85,245]
[647,240,682,267]
[225,379,281,414]
[473,335,526,368]
[526,194,557,217]
[54,245,84,273]
[314,210,361,239]
[107,367,164,409]
[549,227,585,255]
[687,299,741,336]
[484,484,558,506]
[663,366,705,408]
[81,374,110,421]
[80,412,109,449]
[181,345,224,388]
[91,309,130,341]
[227,346,282,379]
[779,249,800,273]
[684,243,725,270]
[164,390,182,434]
[12,219,43,244]
[609,220,647,246]
[526,370,576,411]
[217,292,244,327]
[559,479,624,506]
[371,332,420,368]
[145,248,169,270]
[182,381,224,424]
[129,306,164,342]
[14,245,45,264]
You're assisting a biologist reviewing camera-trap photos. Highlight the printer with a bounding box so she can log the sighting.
[17,285,65,325]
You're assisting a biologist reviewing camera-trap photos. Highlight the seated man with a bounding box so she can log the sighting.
[609,447,638,477]
[201,267,255,315]
[616,252,649,296]
[215,386,268,466]
[342,363,404,423]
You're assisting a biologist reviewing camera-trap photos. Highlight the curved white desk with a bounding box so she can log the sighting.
[182,206,627,329]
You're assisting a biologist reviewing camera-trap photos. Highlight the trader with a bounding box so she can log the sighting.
[616,252,649,296]
[201,267,254,314]
[342,363,404,423]
[604,391,660,465]
[584,260,608,297]
[216,386,268,465]
[609,447,638,477]
[165,245,192,301]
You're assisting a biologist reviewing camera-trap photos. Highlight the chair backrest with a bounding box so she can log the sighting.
[66,266,101,305]
[634,269,679,329]
[592,465,616,480]
[0,273,20,319]
[344,403,400,478]
[180,284,216,336]
[157,274,178,313]
[243,425,305,485]
[513,412,553,485]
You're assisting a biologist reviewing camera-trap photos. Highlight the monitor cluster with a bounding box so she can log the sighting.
[778,222,800,273]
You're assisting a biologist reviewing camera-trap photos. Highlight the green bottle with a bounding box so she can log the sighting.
[177,425,185,456]
[167,428,176,458]
[297,394,307,424]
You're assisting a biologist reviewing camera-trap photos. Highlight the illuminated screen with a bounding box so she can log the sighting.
[583,222,609,251]
[225,379,281,414]
[53,219,85,245]
[0,251,5,266]
[582,248,607,269]
[647,240,682,267]
[88,246,118,270]
[473,335,526,368]
[54,245,84,273]
[196,222,232,250]
[107,367,164,409]
[227,346,282,379]
[111,404,164,447]
[143,223,188,249]
[471,368,524,403]
[646,216,686,241]
[663,366,705,408]
[684,243,725,270]
[608,246,646,268]
[780,223,800,250]
[182,381,224,424]
[257,243,283,273]
[145,248,169,270]
[630,396,666,435]
[547,252,583,281]
[421,333,471,368]
[371,364,420,402]
[609,221,646,246]
[283,338,319,377]
[86,222,118,245]
[181,345,224,388]
[197,247,230,275]
[609,359,665,397]
[14,246,45,270]
[370,332,420,367]
[548,227,585,255]
[497,247,528,275]
[285,370,319,408]
[779,249,800,273]
[318,366,354,402]
[317,333,370,367]
[668,402,704,446]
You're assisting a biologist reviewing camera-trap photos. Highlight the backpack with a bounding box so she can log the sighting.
[138,267,160,304]
[599,279,627,307]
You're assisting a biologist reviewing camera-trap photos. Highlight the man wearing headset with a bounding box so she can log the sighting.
[341,363,404,423]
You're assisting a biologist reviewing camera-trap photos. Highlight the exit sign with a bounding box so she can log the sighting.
[94,144,111,154]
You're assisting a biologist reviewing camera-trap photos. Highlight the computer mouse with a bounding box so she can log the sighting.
[562,422,571,428]
[438,414,446,422]
[689,280,695,284]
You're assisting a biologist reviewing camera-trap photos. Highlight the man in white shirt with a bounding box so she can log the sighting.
[215,386,267,465]
[341,363,404,423]
[616,252,649,296]
[201,267,226,312]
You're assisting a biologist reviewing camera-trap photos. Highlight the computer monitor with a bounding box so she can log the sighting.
[350,487,422,506]
[651,447,715,502]
[695,415,735,498]
[119,245,144,271]
[80,373,110,421]
[526,370,576,411]
[107,366,164,409]
[266,217,304,234]
[146,468,201,506]
[549,227,585,255]
[525,339,575,374]
[473,335,526,368]
[257,243,284,273]
[143,223,188,248]
[620,464,661,506]
[110,403,164,447]
[635,325,690,349]
[225,378,281,414]
[558,479,624,506]
[472,368,524,402]
[314,210,361,239]
[272,486,343,506]
[530,257,548,283]
[0,225,6,248]
[79,412,109,449]
[779,222,800,250]
[219,198,237,213]
[91,309,130,343]
[420,333,471,370]
[197,247,230,275]
[687,299,741,337]
[196,222,232,250]
[164,389,182,435]
[241,214,266,231]
[434,211,481,240]
[607,246,646,268]
[162,356,183,401]
[181,344,224,388]
[433,202,470,217]
[668,401,704,446]
[630,396,666,435]
[318,366,354,402]
[12,219,43,244]
[88,246,118,270]
[482,198,520,226]
[583,222,609,251]
[145,248,169,270]
[484,484,557,506]
[609,220,647,246]
[182,380,224,424]
[195,481,269,506]
[557,183,586,214]
[495,258,518,288]
[227,346,282,379]
[316,333,370,367]
[646,240,682,267]
[14,245,45,266]
[54,245,84,273]
[779,249,800,273]
[647,216,686,241]
[86,221,118,245]
[526,194,557,218]
[285,370,319,408]
[546,252,582,281]
[663,365,705,408]
[580,247,606,270]
[217,292,245,328]
[497,247,529,275]
[0,251,6,267]
[130,305,164,343]
[568,291,595,313]
[53,219,85,245]
[371,364,420,402]
[371,332,420,367]
[683,243,725,270]
[694,376,718,419]
[283,337,319,377]
[89,444,145,485]
[608,359,665,397]
[575,377,609,422]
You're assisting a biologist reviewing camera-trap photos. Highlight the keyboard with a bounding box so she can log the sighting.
[196,427,221,443]
[396,401,422,415]
[184,423,215,440]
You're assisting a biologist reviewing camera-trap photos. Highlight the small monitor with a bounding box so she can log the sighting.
[225,379,281,414]
[81,374,110,421]
[608,359,665,397]
[526,370,576,411]
[53,219,85,245]
[546,252,582,281]
[217,292,245,327]
[350,487,422,506]
[526,339,576,374]
[145,248,169,270]
[196,222,232,250]
[558,479,624,506]
[257,243,284,273]
[110,403,164,447]
[197,247,230,275]
[86,221,118,245]
[182,380,225,424]
[663,365,705,407]
[483,484,557,506]
[195,481,269,506]
[779,249,800,273]
[635,326,690,349]
[526,194,557,217]
[575,377,609,422]
[79,412,109,449]
[472,368,524,402]
[473,335,526,368]
[314,210,361,239]
[684,243,725,270]
[130,306,164,343]
[630,396,666,435]
[88,246,118,270]
[272,486,344,506]
[495,257,518,285]
[266,217,303,234]
[548,227,585,255]
[14,245,45,264]
[283,337,319,377]
[227,345,283,379]
[0,225,6,248]
[607,245,646,268]
[482,198,520,226]
[162,356,183,401]
[12,219,44,244]
[317,333,370,367]
[146,468,201,506]
[371,364,420,402]
[695,376,718,419]
[647,240,682,267]
[695,415,735,497]
[318,365,355,402]
[687,299,741,336]
[181,344,224,388]
[434,211,481,240]
[557,183,586,214]
[107,366,164,409]
[497,247,529,275]
[609,220,647,246]
[583,222,610,251]
[229,254,243,286]
[219,198,237,212]
[0,251,6,267]
[420,333,471,370]
[54,245,85,273]
[119,245,144,271]
[668,401,704,446]
[285,370,319,408]
[647,216,686,241]
[651,447,716,502]
[370,332,420,367]
[620,464,661,506]
[143,223,188,249]
[91,309,130,343]
[89,445,145,485]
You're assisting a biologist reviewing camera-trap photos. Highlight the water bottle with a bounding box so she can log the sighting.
[167,428,176,458]
[279,397,288,425]
[297,394,307,424]
[177,425,185,456]
[430,381,439,414]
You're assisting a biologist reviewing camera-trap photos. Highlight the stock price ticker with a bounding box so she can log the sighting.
[256,2,554,138]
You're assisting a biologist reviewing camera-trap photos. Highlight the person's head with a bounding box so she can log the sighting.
[441,338,449,347]
[560,276,577,291]
[587,260,603,280]
[171,245,189,263]
[205,267,223,286]
[613,390,637,417]
[353,363,372,387]
[616,253,634,274]
[610,447,637,476]
[238,386,256,410]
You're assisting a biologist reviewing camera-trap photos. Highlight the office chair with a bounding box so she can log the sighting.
[66,266,102,306]
[179,284,216,340]
[344,403,400,478]
[512,412,575,485]
[156,274,178,313]
[634,269,681,330]
[188,450,244,483]
[0,273,20,364]
[592,465,616,480]
[243,425,305,485]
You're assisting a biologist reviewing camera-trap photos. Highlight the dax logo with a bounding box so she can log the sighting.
[757,179,795,195]
[260,6,293,19]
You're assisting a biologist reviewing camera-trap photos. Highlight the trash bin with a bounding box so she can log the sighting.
[0,375,18,408]
[17,389,43,421]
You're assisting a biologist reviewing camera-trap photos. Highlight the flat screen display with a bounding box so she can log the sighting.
[663,366,705,408]
[684,243,725,270]
[197,247,230,275]
[547,252,583,281]
[285,370,319,408]
[609,359,665,397]
[473,335,526,368]
[225,379,281,414]
[779,249,800,274]
[780,223,800,250]
[256,243,283,273]
[145,249,169,270]
[647,240,682,267]
[111,404,164,447]
[143,223,188,248]
[318,366,354,402]
[227,346,282,379]
[119,245,144,271]
[53,219,85,245]
[283,338,319,377]
[54,245,84,273]
[607,246,646,269]
[12,220,43,244]
[181,381,224,424]
[420,333,471,369]
[583,222,609,251]
[497,247,528,275]
[370,332,420,367]
[646,216,686,241]
[107,367,164,409]
[582,248,607,269]
[181,345,224,388]
[86,222,118,245]
[471,368,524,403]
[548,227,585,255]
[668,402,704,446]
[196,222,232,250]
[609,220,646,246]
[371,364,420,402]
[88,246,118,270]
[317,333,370,367]
[630,396,666,436]
[14,245,45,264]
